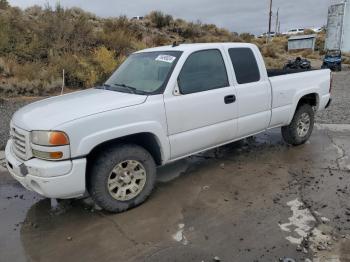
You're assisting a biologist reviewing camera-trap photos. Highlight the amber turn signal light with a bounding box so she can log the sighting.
[49,132,69,146]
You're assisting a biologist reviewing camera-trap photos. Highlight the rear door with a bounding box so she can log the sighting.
[164,48,238,159]
[226,47,271,138]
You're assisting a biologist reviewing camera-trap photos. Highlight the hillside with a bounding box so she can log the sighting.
[0,0,345,97]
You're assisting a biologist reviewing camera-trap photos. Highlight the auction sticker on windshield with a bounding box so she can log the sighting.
[155,55,176,63]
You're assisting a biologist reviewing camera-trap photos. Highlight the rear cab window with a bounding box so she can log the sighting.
[228,48,261,85]
[178,49,229,95]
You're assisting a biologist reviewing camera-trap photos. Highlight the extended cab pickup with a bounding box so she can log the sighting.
[5,43,332,212]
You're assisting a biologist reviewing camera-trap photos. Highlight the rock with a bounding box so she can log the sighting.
[66,236,73,241]
[282,258,296,262]
[220,163,225,169]
[213,256,221,261]
[317,245,326,251]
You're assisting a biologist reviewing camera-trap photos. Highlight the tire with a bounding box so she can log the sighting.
[281,104,315,146]
[87,144,156,213]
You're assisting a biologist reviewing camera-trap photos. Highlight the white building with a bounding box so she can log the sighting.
[288,35,317,51]
[325,0,350,52]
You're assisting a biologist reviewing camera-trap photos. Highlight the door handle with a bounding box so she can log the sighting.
[224,95,236,104]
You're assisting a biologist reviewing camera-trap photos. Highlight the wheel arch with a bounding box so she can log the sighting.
[86,132,164,169]
[288,92,319,124]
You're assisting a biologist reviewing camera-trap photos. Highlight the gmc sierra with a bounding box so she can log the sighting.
[5,43,332,212]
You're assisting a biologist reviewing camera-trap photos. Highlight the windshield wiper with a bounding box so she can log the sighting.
[108,83,148,95]
[101,83,147,95]
[113,83,137,94]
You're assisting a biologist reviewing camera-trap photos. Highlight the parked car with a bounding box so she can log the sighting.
[311,27,324,33]
[283,57,312,70]
[5,43,332,212]
[283,28,305,36]
[322,50,342,71]
[131,16,144,21]
[258,32,276,38]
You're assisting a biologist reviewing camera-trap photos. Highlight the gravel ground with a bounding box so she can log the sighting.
[316,71,350,124]
[0,71,349,150]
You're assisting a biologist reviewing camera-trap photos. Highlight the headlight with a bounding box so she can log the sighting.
[31,131,69,146]
[30,131,70,160]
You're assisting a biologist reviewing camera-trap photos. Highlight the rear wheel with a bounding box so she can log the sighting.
[281,104,314,146]
[88,144,156,213]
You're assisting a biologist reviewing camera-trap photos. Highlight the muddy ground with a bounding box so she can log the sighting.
[0,72,350,262]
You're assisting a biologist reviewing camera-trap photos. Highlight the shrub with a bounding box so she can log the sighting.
[92,46,117,83]
[264,57,285,69]
[342,52,350,64]
[0,0,9,9]
[240,33,254,42]
[0,77,61,96]
[148,11,173,29]
[261,44,278,58]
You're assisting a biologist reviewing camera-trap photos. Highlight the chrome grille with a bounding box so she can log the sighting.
[11,126,30,161]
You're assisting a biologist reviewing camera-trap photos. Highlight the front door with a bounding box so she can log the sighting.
[164,48,238,159]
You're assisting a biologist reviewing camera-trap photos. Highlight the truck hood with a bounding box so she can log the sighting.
[12,89,147,131]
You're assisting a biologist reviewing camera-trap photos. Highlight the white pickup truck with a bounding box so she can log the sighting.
[5,43,332,212]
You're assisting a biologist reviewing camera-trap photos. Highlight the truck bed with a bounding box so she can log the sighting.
[268,69,331,128]
[267,69,320,77]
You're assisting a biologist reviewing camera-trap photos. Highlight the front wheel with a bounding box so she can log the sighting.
[281,104,315,146]
[88,144,156,213]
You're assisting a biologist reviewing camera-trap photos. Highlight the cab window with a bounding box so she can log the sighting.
[228,48,261,84]
[178,49,229,95]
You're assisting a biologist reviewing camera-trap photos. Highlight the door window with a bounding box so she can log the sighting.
[178,49,229,94]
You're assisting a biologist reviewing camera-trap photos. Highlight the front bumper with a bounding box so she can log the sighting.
[5,140,86,199]
[324,62,341,70]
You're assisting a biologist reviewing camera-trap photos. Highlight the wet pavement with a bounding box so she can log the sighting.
[1,124,350,262]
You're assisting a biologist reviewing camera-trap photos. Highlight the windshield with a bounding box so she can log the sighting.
[104,51,182,95]
[326,50,341,57]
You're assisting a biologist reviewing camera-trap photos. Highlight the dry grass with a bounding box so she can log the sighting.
[0,3,329,97]
[343,52,350,64]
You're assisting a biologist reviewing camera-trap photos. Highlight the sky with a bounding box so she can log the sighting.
[8,0,335,34]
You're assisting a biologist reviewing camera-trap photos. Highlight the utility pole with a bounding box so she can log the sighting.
[275,8,279,35]
[278,21,281,35]
[268,0,273,42]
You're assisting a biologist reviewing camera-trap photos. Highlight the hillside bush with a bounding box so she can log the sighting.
[148,11,173,29]
[0,2,327,97]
